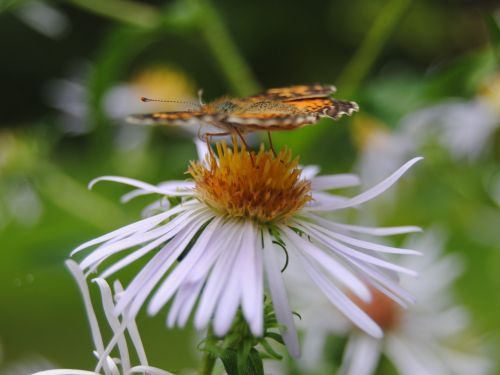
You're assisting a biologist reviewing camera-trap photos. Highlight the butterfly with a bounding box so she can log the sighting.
[128,84,358,131]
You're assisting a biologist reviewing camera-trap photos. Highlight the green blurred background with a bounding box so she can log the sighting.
[0,0,499,373]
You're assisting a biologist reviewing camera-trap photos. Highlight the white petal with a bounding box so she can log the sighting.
[194,222,243,330]
[213,224,249,335]
[303,224,418,276]
[281,226,371,302]
[116,213,213,316]
[65,261,107,369]
[99,209,210,278]
[71,203,191,256]
[300,165,320,179]
[195,137,211,163]
[167,280,204,327]
[79,207,204,271]
[88,176,192,196]
[307,157,423,211]
[121,181,195,203]
[240,222,264,336]
[385,334,445,375]
[290,246,383,338]
[93,278,131,374]
[147,216,224,315]
[339,333,382,375]
[311,174,360,190]
[304,213,422,236]
[127,366,174,375]
[263,231,300,357]
[298,220,422,255]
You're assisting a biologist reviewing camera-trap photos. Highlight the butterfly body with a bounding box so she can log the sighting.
[127,84,359,133]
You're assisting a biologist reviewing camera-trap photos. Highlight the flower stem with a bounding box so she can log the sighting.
[194,0,260,96]
[199,352,217,375]
[337,0,412,96]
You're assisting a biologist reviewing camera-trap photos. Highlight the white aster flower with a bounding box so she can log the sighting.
[32,261,173,375]
[72,140,422,356]
[338,229,494,375]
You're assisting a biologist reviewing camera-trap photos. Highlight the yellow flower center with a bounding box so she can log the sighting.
[188,142,312,223]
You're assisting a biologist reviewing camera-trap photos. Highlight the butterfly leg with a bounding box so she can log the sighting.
[229,126,255,165]
[231,126,250,150]
[202,131,231,160]
[267,131,277,156]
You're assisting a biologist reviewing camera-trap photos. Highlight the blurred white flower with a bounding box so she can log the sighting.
[296,229,494,375]
[0,132,43,230]
[402,99,499,161]
[14,1,69,39]
[32,261,173,375]
[72,139,422,357]
[357,74,500,186]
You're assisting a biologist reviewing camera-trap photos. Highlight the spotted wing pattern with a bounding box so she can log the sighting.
[286,98,359,119]
[247,84,337,101]
[225,98,359,130]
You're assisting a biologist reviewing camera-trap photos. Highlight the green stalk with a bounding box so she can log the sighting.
[199,351,217,375]
[194,0,260,96]
[337,0,412,96]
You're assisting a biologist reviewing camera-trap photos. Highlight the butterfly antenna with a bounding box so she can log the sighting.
[140,96,201,109]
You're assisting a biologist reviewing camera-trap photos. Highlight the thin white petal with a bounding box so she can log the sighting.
[127,366,174,375]
[281,227,371,302]
[263,231,300,357]
[307,157,423,211]
[99,209,210,278]
[213,225,248,335]
[79,207,204,271]
[115,213,213,316]
[311,174,360,190]
[304,213,422,236]
[240,222,264,336]
[114,281,149,367]
[147,216,224,315]
[88,176,192,196]
[298,220,422,255]
[195,137,210,163]
[93,279,131,375]
[302,224,418,276]
[71,203,191,256]
[194,222,242,330]
[167,280,204,327]
[121,181,195,203]
[300,165,320,180]
[348,258,414,306]
[291,249,383,338]
[65,261,108,371]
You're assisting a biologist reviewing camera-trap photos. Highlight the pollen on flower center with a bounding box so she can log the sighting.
[188,142,312,223]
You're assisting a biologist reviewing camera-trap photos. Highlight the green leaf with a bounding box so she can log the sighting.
[220,349,239,375]
[247,348,265,375]
[259,338,283,360]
